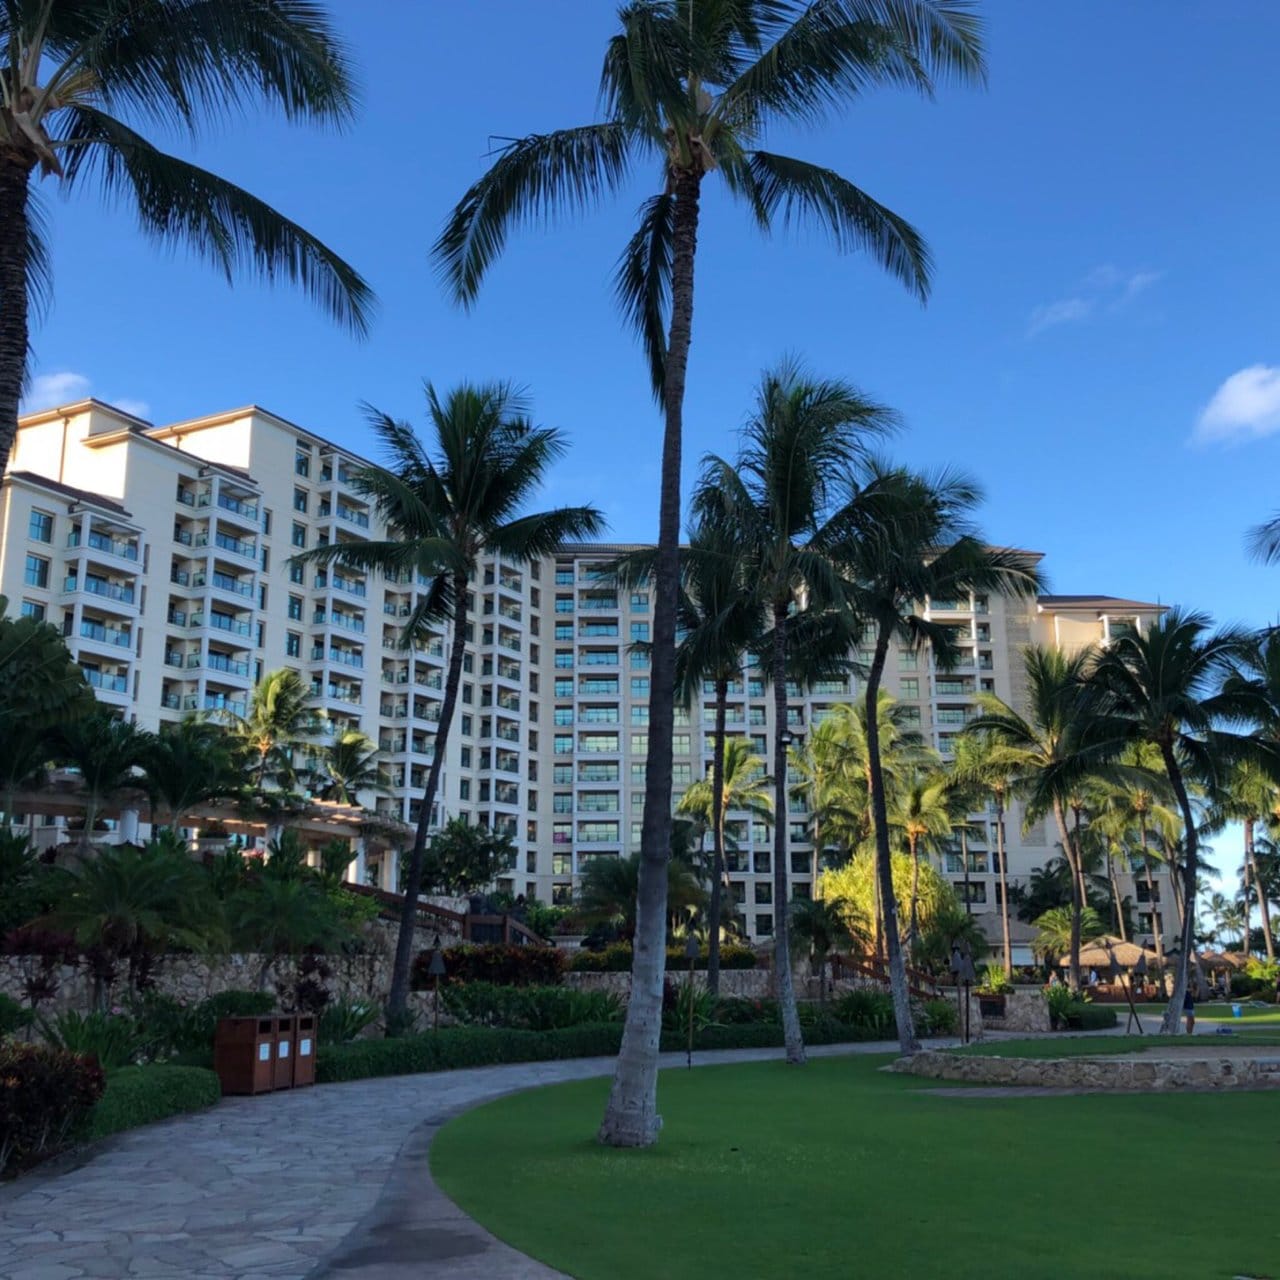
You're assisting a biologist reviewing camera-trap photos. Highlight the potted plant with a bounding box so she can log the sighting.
[975,962,1013,1018]
[1045,983,1074,1031]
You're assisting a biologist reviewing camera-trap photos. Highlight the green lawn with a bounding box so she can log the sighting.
[1135,1002,1280,1025]
[432,1055,1280,1280]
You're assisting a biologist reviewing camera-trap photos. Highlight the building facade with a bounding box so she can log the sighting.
[1,399,1170,952]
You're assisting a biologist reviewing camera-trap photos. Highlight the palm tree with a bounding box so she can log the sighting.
[889,763,951,947]
[1090,609,1264,1034]
[576,852,706,940]
[298,383,602,1029]
[951,731,1020,977]
[971,647,1121,993]
[229,874,343,992]
[314,729,387,806]
[232,668,316,791]
[55,710,152,852]
[0,1,372,463]
[1205,891,1247,950]
[789,896,862,1002]
[142,717,238,833]
[695,360,897,1065]
[835,465,1041,1051]
[437,3,984,1148]
[677,735,772,992]
[1031,904,1105,971]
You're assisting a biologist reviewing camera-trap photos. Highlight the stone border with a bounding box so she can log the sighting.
[894,1048,1280,1091]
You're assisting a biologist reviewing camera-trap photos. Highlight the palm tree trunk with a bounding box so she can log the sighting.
[769,602,804,1064]
[1158,744,1200,1036]
[706,676,729,997]
[0,149,32,466]
[995,792,1012,978]
[1242,862,1252,959]
[1246,818,1275,961]
[1052,798,1082,993]
[1138,814,1165,967]
[866,626,918,1055]
[600,165,703,1146]
[1107,846,1127,941]
[907,834,920,945]
[961,826,972,918]
[385,574,469,1028]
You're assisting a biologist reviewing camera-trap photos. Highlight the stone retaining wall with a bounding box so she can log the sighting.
[978,988,1049,1034]
[564,969,771,1001]
[895,1049,1280,1091]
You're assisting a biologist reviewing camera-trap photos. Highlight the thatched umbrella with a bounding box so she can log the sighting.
[1059,935,1158,970]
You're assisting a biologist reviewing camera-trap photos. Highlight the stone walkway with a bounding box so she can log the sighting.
[0,1040,926,1280]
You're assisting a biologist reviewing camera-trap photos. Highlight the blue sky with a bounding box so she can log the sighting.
[24,1,1280,634]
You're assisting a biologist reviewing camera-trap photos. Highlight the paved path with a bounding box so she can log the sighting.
[0,1040,928,1280]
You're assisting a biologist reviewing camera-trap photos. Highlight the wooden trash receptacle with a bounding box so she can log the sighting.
[292,1014,317,1088]
[214,1016,276,1096]
[272,1015,295,1090]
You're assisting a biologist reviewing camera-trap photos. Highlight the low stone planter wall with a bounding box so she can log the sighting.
[895,1049,1280,1091]
[978,987,1049,1034]
[565,969,771,1001]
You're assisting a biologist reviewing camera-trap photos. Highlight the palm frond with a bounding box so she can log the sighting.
[614,192,675,400]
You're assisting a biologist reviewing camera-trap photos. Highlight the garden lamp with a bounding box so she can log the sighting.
[427,934,446,1031]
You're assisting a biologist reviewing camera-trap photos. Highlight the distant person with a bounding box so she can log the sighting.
[1182,985,1195,1035]
[1048,971,1061,988]
[1088,969,1099,986]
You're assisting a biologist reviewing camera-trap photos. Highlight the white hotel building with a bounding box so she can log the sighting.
[1,399,1170,953]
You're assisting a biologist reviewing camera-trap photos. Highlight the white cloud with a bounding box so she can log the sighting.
[1027,266,1163,338]
[1027,297,1093,336]
[112,397,151,420]
[1194,364,1280,445]
[21,370,90,411]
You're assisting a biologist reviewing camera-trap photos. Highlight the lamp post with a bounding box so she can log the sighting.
[949,942,977,1044]
[427,933,446,1032]
[685,932,699,1068]
[1128,953,1148,1035]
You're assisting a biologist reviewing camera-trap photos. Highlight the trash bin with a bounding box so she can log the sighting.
[272,1015,295,1090]
[1232,1003,1243,1018]
[214,1016,276,1096]
[292,1014,317,1088]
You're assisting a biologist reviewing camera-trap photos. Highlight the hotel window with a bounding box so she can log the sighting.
[630,763,646,784]
[554,678,573,696]
[460,714,473,736]
[630,705,649,725]
[555,596,573,613]
[898,650,918,669]
[293,487,308,513]
[28,510,53,543]
[20,600,45,621]
[554,623,573,640]
[286,632,301,658]
[630,592,649,609]
[756,913,773,935]
[554,708,573,726]
[553,794,573,814]
[23,554,48,588]
[630,677,649,697]
[295,450,311,477]
[289,561,304,584]
[291,522,306,549]
[461,747,472,767]
[579,821,619,842]
[554,734,573,753]
[630,621,650,641]
[552,824,571,848]
[581,733,618,753]
[555,568,574,585]
[555,650,573,668]
[672,762,692,785]
[900,677,919,698]
[672,733,691,754]
[288,595,303,620]
[631,733,648,755]
[459,779,471,800]
[631,792,645,811]
[630,650,650,669]
[755,883,773,905]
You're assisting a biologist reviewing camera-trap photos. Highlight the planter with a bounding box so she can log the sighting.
[977,993,1007,1018]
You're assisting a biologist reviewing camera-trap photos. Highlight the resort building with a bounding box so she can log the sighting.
[1,399,1169,955]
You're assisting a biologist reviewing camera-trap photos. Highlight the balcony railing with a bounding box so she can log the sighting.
[79,620,131,648]
[312,647,364,669]
[82,669,128,693]
[68,530,139,561]
[193,693,247,716]
[197,530,257,560]
[216,492,259,520]
[204,653,251,677]
[191,613,253,637]
[67,577,135,604]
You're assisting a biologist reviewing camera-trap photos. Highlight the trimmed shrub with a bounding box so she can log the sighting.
[37,1011,145,1073]
[1070,1003,1117,1030]
[442,982,623,1031]
[0,993,33,1038]
[916,998,959,1037]
[0,1042,105,1176]
[319,998,380,1045]
[833,989,896,1037]
[568,943,757,972]
[413,944,567,989]
[85,1065,220,1141]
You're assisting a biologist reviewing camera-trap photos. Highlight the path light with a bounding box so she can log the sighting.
[685,932,700,1069]
[950,943,977,1044]
[427,933,447,1032]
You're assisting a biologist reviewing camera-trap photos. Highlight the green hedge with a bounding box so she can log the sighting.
[568,943,757,972]
[1070,1005,1118,1031]
[85,1065,221,1141]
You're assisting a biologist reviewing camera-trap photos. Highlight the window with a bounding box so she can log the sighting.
[461,746,472,767]
[554,678,573,696]
[554,623,573,640]
[554,568,573,585]
[630,621,650,642]
[288,595,303,621]
[630,763,646,784]
[555,650,573,669]
[900,677,919,698]
[554,734,573,754]
[630,649,650,669]
[28,510,53,543]
[291,523,306,549]
[753,850,771,874]
[460,714,473,736]
[286,632,301,658]
[898,650,918,669]
[578,821,619,842]
[630,705,649,725]
[630,592,649,609]
[23,555,48,588]
[583,648,618,666]
[672,762,692,784]
[671,733,691,754]
[554,708,573,726]
[20,600,45,620]
[756,913,774,936]
[631,733,648,755]
[579,792,618,812]
[791,851,810,875]
[289,561,304,584]
[580,733,619,753]
[755,883,773,905]
[579,761,619,782]
[631,792,645,811]
[631,677,650,697]
[555,596,573,613]
[958,882,987,905]
[293,487,308,513]
[554,794,573,813]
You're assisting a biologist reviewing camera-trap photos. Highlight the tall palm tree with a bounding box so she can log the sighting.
[0,1,372,463]
[314,729,387,806]
[835,465,1041,1051]
[789,895,862,1002]
[142,717,238,833]
[298,382,602,1028]
[677,735,772,991]
[951,730,1021,976]
[437,3,984,1149]
[1090,609,1264,1034]
[889,761,950,947]
[971,647,1120,993]
[696,360,896,1065]
[576,851,706,940]
[232,668,316,791]
[55,710,152,852]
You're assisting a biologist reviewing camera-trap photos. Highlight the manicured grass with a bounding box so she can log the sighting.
[1135,1002,1280,1024]
[960,1034,1280,1058]
[432,1054,1280,1280]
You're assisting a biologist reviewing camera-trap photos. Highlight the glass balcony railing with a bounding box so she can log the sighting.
[81,669,128,693]
[68,530,139,561]
[67,577,135,604]
[79,620,131,648]
[311,647,364,669]
[191,613,253,637]
[216,493,259,521]
[205,653,251,677]
[196,571,255,599]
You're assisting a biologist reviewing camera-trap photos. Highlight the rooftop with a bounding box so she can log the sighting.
[3,470,132,517]
[1037,594,1166,613]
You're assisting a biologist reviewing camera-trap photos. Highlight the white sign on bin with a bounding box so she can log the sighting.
[278,1041,290,1058]
[258,1044,270,1062]
[300,1038,312,1056]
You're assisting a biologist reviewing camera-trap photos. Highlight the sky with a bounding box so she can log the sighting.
[19,2,1280,885]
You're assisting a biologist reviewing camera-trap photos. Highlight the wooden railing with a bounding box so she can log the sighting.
[342,883,547,946]
[830,952,942,1001]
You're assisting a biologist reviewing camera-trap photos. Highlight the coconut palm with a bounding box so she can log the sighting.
[0,1,372,462]
[789,895,862,1002]
[677,735,772,992]
[54,710,152,852]
[971,647,1122,993]
[438,2,984,1148]
[228,874,343,992]
[695,359,897,1064]
[232,668,316,791]
[314,729,387,806]
[1210,762,1276,961]
[889,762,951,947]
[576,852,706,940]
[834,464,1041,1050]
[142,717,238,833]
[1090,608,1265,1034]
[951,731,1021,976]
[297,382,602,1029]
[1031,905,1105,968]
[1205,891,1247,950]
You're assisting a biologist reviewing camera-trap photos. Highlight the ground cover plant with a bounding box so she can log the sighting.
[432,1054,1280,1280]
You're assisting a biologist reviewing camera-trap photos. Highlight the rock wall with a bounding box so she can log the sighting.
[564,970,771,1001]
[896,1049,1280,1091]
[978,987,1049,1034]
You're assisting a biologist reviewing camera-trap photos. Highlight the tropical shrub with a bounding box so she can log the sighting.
[661,982,720,1033]
[159,990,277,1055]
[86,1065,220,1140]
[976,962,1014,995]
[1045,984,1075,1029]
[37,1010,145,1073]
[567,943,757,972]
[1245,958,1279,985]
[1070,1002,1117,1030]
[0,1042,105,1176]
[412,944,566,989]
[0,993,33,1038]
[442,982,623,1031]
[916,998,960,1037]
[833,989,896,1037]
[319,998,380,1045]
